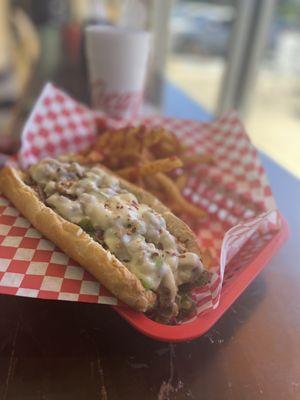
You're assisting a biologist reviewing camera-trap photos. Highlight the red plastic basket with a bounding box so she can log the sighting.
[113,214,288,342]
[0,84,289,342]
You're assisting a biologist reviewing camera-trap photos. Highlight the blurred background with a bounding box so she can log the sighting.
[0,0,299,178]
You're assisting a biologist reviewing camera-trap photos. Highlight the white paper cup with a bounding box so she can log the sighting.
[85,25,150,119]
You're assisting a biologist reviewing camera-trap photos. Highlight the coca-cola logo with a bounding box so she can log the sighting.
[91,80,142,119]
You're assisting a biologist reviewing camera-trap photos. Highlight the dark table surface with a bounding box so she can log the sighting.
[0,82,299,400]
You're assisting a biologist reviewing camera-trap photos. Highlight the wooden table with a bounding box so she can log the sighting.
[0,82,299,400]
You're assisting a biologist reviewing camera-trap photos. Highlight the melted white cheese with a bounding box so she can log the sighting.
[29,159,204,308]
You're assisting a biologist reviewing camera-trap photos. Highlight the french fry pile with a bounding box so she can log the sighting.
[69,126,213,218]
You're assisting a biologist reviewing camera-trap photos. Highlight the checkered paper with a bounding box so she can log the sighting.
[0,83,281,319]
[19,83,97,169]
[0,197,116,304]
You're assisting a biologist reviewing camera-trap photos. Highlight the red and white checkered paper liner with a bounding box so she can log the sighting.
[0,83,281,318]
[19,83,96,168]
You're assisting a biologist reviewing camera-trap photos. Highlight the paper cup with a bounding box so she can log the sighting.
[85,25,151,119]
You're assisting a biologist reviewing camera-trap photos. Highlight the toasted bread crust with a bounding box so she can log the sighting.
[0,164,204,312]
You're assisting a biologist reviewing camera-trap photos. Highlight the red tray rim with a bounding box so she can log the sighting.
[113,213,289,342]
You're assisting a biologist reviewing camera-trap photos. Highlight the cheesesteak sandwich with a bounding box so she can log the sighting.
[0,158,208,322]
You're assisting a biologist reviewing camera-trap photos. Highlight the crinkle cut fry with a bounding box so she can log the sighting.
[83,125,210,218]
[117,157,183,179]
[144,173,206,218]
